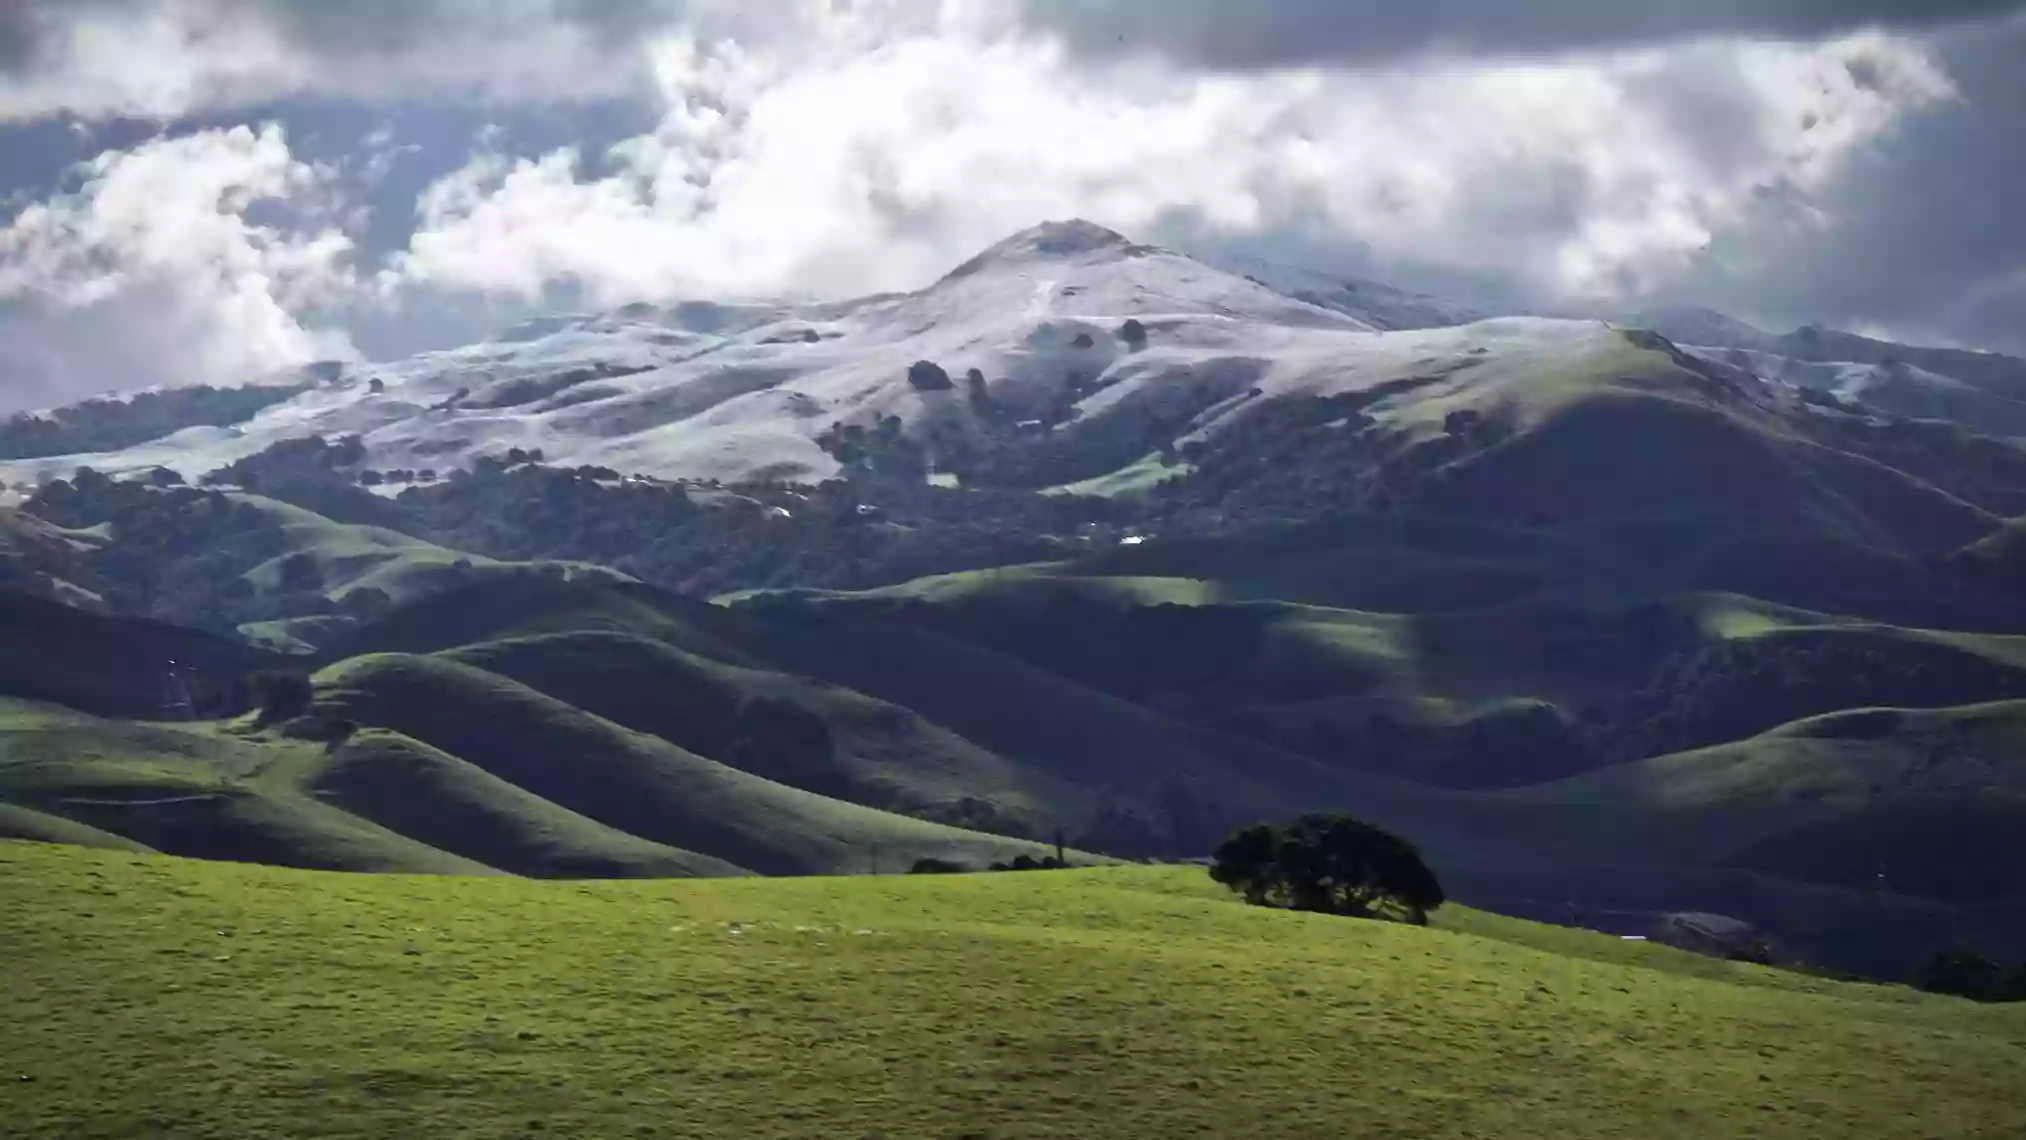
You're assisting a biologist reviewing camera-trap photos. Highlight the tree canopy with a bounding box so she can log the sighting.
[1210,813,1444,922]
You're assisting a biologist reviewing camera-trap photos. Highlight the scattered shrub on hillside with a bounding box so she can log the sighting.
[1118,319,1148,348]
[1071,332,1095,349]
[1443,409,1483,438]
[907,360,954,392]
[278,553,324,593]
[1211,813,1444,923]
[909,857,966,874]
[251,672,314,725]
[367,378,385,394]
[988,854,1068,872]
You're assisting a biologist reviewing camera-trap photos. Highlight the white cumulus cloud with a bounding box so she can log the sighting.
[0,123,358,404]
[390,12,1954,309]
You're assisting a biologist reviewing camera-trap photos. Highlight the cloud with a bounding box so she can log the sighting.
[0,123,357,407]
[0,0,853,122]
[0,0,2012,390]
[1656,18,2026,352]
[1015,0,2026,70]
[390,15,1953,310]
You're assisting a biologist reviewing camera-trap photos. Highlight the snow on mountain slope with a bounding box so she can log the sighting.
[9,218,2009,492]
[1610,306,1775,351]
[1199,251,1490,331]
[0,221,1430,487]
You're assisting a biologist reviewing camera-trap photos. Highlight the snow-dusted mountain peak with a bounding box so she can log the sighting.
[941,219,1147,280]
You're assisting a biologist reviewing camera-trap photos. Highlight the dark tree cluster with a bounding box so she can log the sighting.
[249,671,314,725]
[202,434,367,490]
[1597,632,2026,762]
[1211,814,1444,923]
[0,384,306,460]
[906,852,1070,874]
[988,853,1069,871]
[816,417,928,480]
[1915,949,2026,1003]
[24,471,300,630]
[907,360,955,392]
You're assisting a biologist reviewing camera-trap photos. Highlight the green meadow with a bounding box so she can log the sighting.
[4,841,2022,1140]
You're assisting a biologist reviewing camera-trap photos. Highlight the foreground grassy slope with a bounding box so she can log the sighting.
[4,842,2023,1140]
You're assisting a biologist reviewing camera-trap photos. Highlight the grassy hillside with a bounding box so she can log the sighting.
[1500,701,2026,901]
[4,842,2023,1140]
[328,579,1445,849]
[308,729,745,878]
[312,653,1067,875]
[445,629,1080,836]
[0,700,493,874]
[1958,516,2026,597]
[0,801,153,851]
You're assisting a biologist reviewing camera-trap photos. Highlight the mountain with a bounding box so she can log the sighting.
[3,218,2019,498]
[1192,250,1492,330]
[5,219,2026,978]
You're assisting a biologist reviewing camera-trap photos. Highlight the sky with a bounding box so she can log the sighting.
[0,0,2022,412]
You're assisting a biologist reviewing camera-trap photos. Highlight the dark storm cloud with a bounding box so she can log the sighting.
[0,0,704,77]
[227,0,705,56]
[1019,0,2026,68]
[1665,18,2026,354]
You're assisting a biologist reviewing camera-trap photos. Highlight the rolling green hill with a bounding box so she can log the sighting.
[0,672,1062,879]
[4,842,2022,1140]
[312,653,1061,875]
[0,699,494,874]
[1958,516,2026,597]
[8,557,2025,978]
[443,629,1080,836]
[1497,701,2026,899]
[307,729,743,878]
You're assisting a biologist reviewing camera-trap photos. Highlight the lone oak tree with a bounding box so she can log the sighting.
[1211,813,1444,924]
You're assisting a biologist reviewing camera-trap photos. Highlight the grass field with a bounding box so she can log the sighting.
[3,841,2022,1140]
